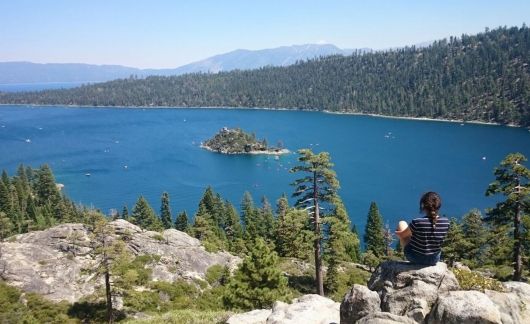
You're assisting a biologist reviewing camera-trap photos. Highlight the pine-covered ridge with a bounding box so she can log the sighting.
[201,127,288,154]
[1,26,529,126]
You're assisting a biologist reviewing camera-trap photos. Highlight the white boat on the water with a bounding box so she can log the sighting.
[85,173,91,177]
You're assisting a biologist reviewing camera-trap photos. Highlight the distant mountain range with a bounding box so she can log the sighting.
[0,44,365,85]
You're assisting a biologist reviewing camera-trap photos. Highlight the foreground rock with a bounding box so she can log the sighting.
[341,261,530,324]
[0,220,240,302]
[227,294,339,324]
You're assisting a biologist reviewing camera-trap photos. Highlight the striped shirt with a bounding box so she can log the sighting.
[408,216,450,255]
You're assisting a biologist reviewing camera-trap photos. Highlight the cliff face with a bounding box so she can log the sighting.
[0,219,240,303]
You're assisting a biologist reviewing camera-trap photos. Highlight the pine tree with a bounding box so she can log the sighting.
[35,165,60,207]
[350,225,362,262]
[175,211,189,232]
[1,170,9,188]
[442,218,469,266]
[0,212,13,240]
[241,191,258,238]
[274,208,314,260]
[259,196,275,241]
[131,196,162,231]
[325,196,359,262]
[122,206,129,221]
[223,237,291,310]
[290,148,340,296]
[485,153,530,281]
[0,180,12,216]
[91,217,132,323]
[160,192,172,229]
[224,202,244,253]
[461,209,488,267]
[364,202,385,257]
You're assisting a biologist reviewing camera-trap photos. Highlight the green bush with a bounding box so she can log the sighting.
[453,268,505,292]
[0,282,78,323]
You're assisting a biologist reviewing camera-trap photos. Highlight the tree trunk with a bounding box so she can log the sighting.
[513,202,522,281]
[313,171,324,296]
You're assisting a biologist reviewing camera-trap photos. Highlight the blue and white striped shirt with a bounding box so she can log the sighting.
[408,216,450,255]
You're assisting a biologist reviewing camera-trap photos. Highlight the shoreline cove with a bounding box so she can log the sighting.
[0,103,525,128]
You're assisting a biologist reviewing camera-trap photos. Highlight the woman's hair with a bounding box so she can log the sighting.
[419,192,442,228]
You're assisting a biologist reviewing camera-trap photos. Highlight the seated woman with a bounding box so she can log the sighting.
[395,192,450,266]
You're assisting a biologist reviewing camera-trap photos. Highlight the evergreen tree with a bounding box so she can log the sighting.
[350,225,362,262]
[290,148,340,296]
[160,192,172,229]
[442,218,469,265]
[91,218,132,323]
[485,153,530,281]
[364,202,385,257]
[0,180,12,216]
[122,206,129,221]
[224,202,244,253]
[35,165,60,206]
[241,192,258,238]
[325,196,360,262]
[274,208,314,260]
[223,237,291,310]
[175,211,189,232]
[1,170,9,188]
[0,212,13,240]
[258,196,275,241]
[461,209,488,267]
[276,194,289,219]
[131,196,162,231]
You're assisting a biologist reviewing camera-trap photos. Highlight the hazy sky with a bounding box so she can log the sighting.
[1,0,528,68]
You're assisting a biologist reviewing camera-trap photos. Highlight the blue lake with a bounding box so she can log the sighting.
[0,105,529,232]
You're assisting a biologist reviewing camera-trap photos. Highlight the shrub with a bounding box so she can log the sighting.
[453,268,505,292]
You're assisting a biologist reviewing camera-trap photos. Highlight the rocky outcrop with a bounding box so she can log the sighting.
[227,294,339,324]
[340,261,530,324]
[227,309,272,324]
[0,220,239,302]
[340,284,380,323]
[428,290,502,324]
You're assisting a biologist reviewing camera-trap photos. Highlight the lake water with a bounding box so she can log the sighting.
[0,105,529,232]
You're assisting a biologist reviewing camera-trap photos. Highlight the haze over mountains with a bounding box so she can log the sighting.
[0,44,361,85]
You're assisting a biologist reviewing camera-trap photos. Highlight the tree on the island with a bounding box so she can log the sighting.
[160,192,172,229]
[223,237,290,310]
[485,153,530,281]
[131,196,163,231]
[290,148,340,296]
[174,210,189,232]
[121,206,129,221]
[364,202,385,258]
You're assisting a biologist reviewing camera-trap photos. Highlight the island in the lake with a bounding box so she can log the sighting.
[201,127,289,155]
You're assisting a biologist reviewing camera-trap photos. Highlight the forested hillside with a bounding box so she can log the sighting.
[1,26,529,126]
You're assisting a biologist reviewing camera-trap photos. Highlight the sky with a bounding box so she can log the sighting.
[0,0,528,69]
